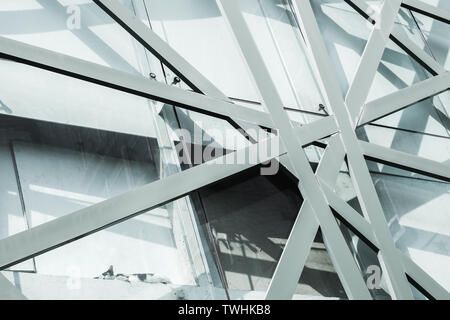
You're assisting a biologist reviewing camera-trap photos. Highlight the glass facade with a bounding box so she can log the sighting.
[0,0,449,300]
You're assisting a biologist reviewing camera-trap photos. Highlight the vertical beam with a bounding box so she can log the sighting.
[291,0,413,299]
[217,0,371,300]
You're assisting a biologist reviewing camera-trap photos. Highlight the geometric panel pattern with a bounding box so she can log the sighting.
[0,0,449,299]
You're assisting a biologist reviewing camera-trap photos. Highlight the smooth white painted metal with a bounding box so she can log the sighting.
[0,137,285,270]
[359,140,450,182]
[93,0,229,101]
[217,0,371,300]
[345,0,403,124]
[359,72,450,126]
[0,0,449,300]
[0,36,274,129]
[401,0,450,24]
[289,0,414,299]
[266,135,346,299]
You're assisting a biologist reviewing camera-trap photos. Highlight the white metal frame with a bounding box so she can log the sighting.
[0,0,449,300]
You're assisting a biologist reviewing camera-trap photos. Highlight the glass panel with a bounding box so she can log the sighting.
[193,165,302,297]
[357,123,450,164]
[410,282,429,300]
[144,0,260,102]
[0,59,222,299]
[311,0,371,97]
[238,0,328,113]
[371,169,450,292]
[0,59,159,138]
[2,198,225,300]
[0,1,131,73]
[411,9,450,71]
[338,220,391,300]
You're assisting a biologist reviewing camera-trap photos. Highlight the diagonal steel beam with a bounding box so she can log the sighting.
[389,24,446,76]
[93,0,229,101]
[402,252,450,299]
[218,0,371,300]
[0,36,342,143]
[0,106,335,272]
[321,184,378,248]
[345,0,403,124]
[294,116,339,146]
[0,137,285,270]
[0,36,276,129]
[93,0,263,141]
[322,185,450,299]
[0,273,27,300]
[401,0,450,24]
[323,184,450,299]
[359,140,450,182]
[359,72,450,126]
[266,134,346,299]
[291,0,414,299]
[345,0,446,75]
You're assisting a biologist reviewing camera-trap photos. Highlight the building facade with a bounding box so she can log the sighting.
[0,0,449,300]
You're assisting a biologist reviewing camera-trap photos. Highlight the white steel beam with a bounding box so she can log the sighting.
[390,24,446,75]
[93,0,229,101]
[401,252,450,299]
[0,137,284,270]
[359,72,450,125]
[218,0,371,300]
[93,0,261,139]
[0,106,334,271]
[345,0,446,75]
[359,140,450,182]
[321,184,378,248]
[266,134,346,299]
[291,0,414,299]
[294,116,339,146]
[266,203,318,300]
[0,273,27,300]
[0,36,274,129]
[323,185,450,300]
[401,0,450,24]
[345,0,403,124]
